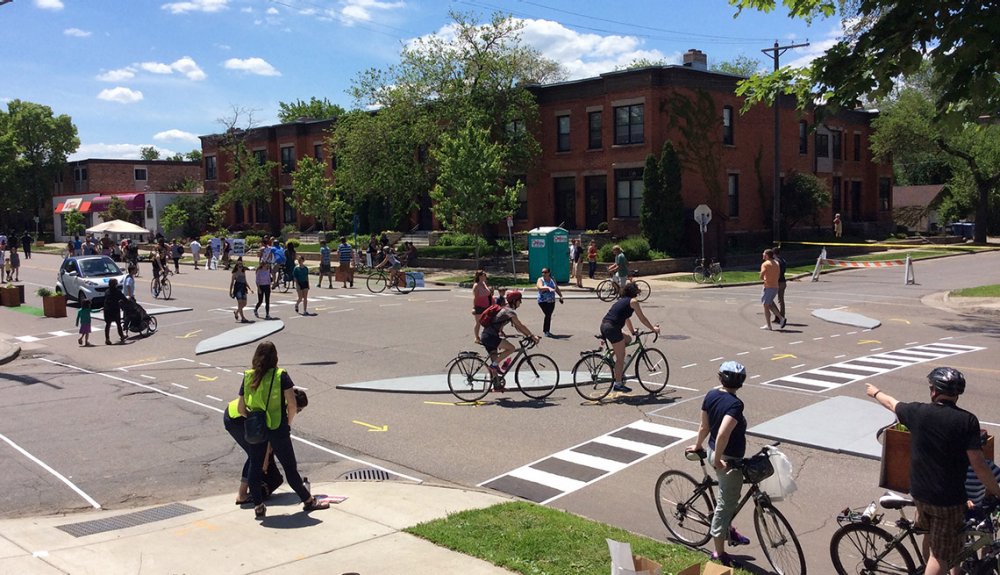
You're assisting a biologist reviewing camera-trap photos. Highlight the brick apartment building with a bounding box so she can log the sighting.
[199,49,892,250]
[51,158,202,240]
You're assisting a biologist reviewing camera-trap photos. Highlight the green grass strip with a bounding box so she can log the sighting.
[951,285,1000,298]
[5,305,46,317]
[405,501,742,575]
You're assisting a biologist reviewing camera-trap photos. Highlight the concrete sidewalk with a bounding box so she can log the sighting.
[0,481,516,575]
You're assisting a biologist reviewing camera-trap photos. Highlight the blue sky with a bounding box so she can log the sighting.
[0,0,842,161]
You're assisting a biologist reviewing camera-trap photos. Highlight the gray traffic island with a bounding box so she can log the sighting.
[195,320,284,355]
[812,308,881,329]
[145,306,193,316]
[0,340,21,366]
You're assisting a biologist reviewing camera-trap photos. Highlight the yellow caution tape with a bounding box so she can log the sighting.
[779,241,996,250]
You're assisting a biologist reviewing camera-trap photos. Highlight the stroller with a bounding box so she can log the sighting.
[121,298,157,337]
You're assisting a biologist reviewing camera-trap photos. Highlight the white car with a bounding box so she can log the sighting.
[56,255,128,305]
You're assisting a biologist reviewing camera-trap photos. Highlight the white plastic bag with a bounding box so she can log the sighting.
[757,445,797,501]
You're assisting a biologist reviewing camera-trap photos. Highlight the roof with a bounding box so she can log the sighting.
[892,184,946,207]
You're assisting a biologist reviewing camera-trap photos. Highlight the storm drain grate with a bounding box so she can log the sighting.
[56,503,200,538]
[340,467,393,481]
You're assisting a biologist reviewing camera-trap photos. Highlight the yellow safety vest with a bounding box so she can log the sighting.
[242,367,285,430]
[226,398,241,419]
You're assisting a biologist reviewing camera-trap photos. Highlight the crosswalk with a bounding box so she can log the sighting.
[12,330,74,343]
[479,420,696,505]
[214,291,399,312]
[762,342,985,393]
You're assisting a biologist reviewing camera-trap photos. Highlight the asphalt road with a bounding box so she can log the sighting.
[2,249,999,573]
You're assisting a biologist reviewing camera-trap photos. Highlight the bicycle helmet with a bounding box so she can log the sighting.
[928,366,965,396]
[718,361,747,389]
[505,290,523,306]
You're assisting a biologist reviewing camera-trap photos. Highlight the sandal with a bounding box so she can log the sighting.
[235,497,251,506]
[303,497,330,512]
[254,503,266,519]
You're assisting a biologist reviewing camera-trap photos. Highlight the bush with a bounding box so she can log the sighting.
[597,222,609,232]
[36,287,54,297]
[597,236,651,262]
[244,235,262,251]
[281,224,298,238]
[418,245,484,259]
[285,239,301,250]
[324,231,339,243]
[434,233,489,249]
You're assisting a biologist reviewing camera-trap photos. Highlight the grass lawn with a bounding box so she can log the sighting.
[951,285,1000,298]
[434,273,536,288]
[405,501,737,575]
[6,305,45,317]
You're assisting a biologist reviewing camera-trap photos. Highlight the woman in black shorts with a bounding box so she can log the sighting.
[600,281,659,392]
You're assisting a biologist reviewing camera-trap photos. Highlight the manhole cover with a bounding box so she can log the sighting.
[340,467,393,481]
[57,503,200,538]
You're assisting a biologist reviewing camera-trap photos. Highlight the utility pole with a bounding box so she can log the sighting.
[761,40,809,244]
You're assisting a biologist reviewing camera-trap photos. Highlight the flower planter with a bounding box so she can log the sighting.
[14,284,25,303]
[42,294,68,318]
[0,286,20,307]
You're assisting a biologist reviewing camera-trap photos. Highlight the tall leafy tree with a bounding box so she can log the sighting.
[140,146,160,160]
[214,108,278,224]
[291,156,349,233]
[99,196,132,223]
[159,202,189,238]
[63,209,85,237]
[780,171,831,233]
[277,97,345,123]
[711,54,762,77]
[640,153,664,249]
[660,141,686,253]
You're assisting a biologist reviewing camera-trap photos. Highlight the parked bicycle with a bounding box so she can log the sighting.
[655,444,806,575]
[596,270,651,302]
[693,258,723,284]
[367,268,417,294]
[446,336,559,402]
[830,492,1000,575]
[150,268,172,299]
[572,329,668,401]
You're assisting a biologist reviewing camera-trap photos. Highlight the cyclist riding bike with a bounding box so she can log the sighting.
[600,281,659,392]
[480,291,539,379]
[374,246,403,286]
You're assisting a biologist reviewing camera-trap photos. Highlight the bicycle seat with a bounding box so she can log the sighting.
[879,493,915,510]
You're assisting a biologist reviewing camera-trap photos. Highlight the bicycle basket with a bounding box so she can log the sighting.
[742,453,775,484]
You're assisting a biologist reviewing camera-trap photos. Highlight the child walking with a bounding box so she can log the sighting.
[76,299,93,346]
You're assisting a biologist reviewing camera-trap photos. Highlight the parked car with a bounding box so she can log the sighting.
[55,255,128,305]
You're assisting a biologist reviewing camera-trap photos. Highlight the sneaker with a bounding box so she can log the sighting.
[710,552,736,567]
[779,316,788,329]
[760,325,771,330]
[612,382,632,393]
[294,304,299,313]
[544,331,554,338]
[729,526,751,546]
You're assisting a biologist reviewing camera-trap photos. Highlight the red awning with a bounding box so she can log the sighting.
[89,193,145,212]
[55,202,65,213]
[79,201,92,213]
[55,198,83,213]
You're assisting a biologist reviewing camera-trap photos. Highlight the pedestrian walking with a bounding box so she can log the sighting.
[253,262,272,319]
[7,245,19,282]
[237,341,330,519]
[205,242,215,270]
[122,265,137,301]
[283,241,297,286]
[230,257,253,323]
[586,240,597,280]
[759,249,786,331]
[21,231,32,259]
[222,236,232,270]
[317,240,333,288]
[568,239,578,280]
[834,213,843,238]
[337,236,354,288]
[292,255,310,315]
[572,238,584,287]
[471,270,493,344]
[190,238,202,269]
[772,246,788,323]
[367,234,378,268]
[170,239,183,273]
[103,278,126,345]
[76,299,93,346]
[535,267,563,338]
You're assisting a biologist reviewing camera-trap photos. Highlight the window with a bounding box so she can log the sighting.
[799,121,808,154]
[283,190,297,223]
[879,177,892,211]
[313,144,323,161]
[506,119,525,137]
[815,133,830,158]
[556,115,570,152]
[614,168,644,217]
[255,199,270,223]
[727,174,739,217]
[253,149,267,166]
[233,200,244,224]
[74,167,88,181]
[722,106,734,146]
[205,156,217,180]
[588,111,602,149]
[280,146,295,173]
[853,133,862,161]
[832,130,843,160]
[614,104,644,145]
[134,168,147,181]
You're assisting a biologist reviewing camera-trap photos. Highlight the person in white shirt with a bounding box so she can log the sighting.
[190,239,202,270]
[122,265,137,301]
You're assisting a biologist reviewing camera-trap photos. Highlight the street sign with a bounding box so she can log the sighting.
[506,216,513,228]
[694,204,712,226]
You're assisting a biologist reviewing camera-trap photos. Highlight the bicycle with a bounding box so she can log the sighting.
[150,268,172,299]
[830,492,1000,575]
[596,270,651,302]
[271,263,291,293]
[446,336,559,403]
[655,444,806,575]
[367,268,416,294]
[693,258,723,284]
[571,329,669,401]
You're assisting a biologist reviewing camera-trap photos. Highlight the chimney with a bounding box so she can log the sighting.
[683,49,708,71]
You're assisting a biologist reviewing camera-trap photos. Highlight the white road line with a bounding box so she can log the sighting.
[206,395,223,402]
[140,374,156,380]
[835,354,846,359]
[750,375,760,379]
[199,362,211,367]
[666,383,700,392]
[681,363,697,369]
[710,356,724,361]
[847,331,858,335]
[0,432,101,510]
[791,364,806,369]
[327,308,354,313]
[507,467,586,493]
[813,337,824,341]
[425,299,448,303]
[118,357,195,370]
[906,341,920,345]
[380,303,401,307]
[171,383,188,389]
[831,334,841,338]
[870,347,883,351]
[760,346,774,350]
[789,341,802,345]
[737,351,749,356]
[940,336,954,340]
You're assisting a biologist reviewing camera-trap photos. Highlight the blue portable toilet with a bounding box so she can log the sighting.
[527,227,570,283]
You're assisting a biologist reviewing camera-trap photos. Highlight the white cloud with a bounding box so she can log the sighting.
[141,62,174,74]
[97,87,144,104]
[161,0,228,15]
[338,0,404,26]
[786,22,845,69]
[153,129,200,143]
[139,57,207,80]
[34,0,64,10]
[70,143,179,161]
[266,7,278,15]
[97,67,136,82]
[64,28,92,38]
[223,57,280,76]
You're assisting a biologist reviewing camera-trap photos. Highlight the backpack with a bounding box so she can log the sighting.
[479,303,504,327]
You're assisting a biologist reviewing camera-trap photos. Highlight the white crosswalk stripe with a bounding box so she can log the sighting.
[479,421,696,505]
[762,342,985,392]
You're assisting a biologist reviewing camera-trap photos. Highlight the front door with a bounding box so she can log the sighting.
[553,177,576,229]
[584,175,607,230]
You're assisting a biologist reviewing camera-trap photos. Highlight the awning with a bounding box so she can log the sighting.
[89,193,145,212]
[55,198,83,213]
[79,201,92,213]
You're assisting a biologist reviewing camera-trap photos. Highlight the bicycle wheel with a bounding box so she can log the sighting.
[366,271,387,293]
[161,278,171,300]
[395,272,416,294]
[634,279,651,302]
[692,266,708,284]
[654,470,713,547]
[150,277,160,298]
[596,280,617,302]
[144,316,157,336]
[514,353,559,399]
[754,503,806,575]
[447,356,492,403]
[829,522,915,575]
[710,265,723,284]
[278,274,291,293]
[572,353,614,401]
[635,348,670,394]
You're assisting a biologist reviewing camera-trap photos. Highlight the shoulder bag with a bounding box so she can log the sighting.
[244,371,276,445]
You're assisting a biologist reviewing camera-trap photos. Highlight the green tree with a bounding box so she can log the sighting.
[98,196,133,223]
[711,54,762,77]
[660,141,686,253]
[666,90,725,210]
[140,146,160,160]
[214,108,278,221]
[617,58,667,71]
[277,97,346,123]
[640,153,663,249]
[430,120,520,258]
[159,202,189,238]
[63,209,85,237]
[780,171,830,234]
[185,149,202,162]
[291,156,349,232]
[168,193,217,238]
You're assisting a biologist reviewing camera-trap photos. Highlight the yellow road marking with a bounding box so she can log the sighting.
[858,339,881,344]
[889,319,911,325]
[352,420,388,432]
[771,354,797,360]
[195,374,218,382]
[176,330,203,339]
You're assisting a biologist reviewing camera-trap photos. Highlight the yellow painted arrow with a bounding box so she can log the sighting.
[176,329,203,339]
[195,374,218,382]
[858,339,881,345]
[890,319,911,325]
[771,354,797,361]
[352,420,388,432]
[424,401,460,406]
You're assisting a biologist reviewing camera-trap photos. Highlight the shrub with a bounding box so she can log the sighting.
[435,233,491,252]
[36,287,54,297]
[285,238,301,250]
[244,235,262,251]
[281,224,298,237]
[597,236,651,262]
[597,222,609,232]
[199,234,215,246]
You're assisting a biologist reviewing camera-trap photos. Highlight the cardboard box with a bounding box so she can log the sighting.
[676,562,734,575]
[879,425,994,493]
[607,539,662,575]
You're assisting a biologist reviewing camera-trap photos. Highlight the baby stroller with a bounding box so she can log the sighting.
[121,298,157,337]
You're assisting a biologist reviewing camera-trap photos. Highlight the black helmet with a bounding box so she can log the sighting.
[928,367,965,396]
[718,361,747,389]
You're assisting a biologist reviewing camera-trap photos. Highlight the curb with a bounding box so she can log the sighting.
[0,340,22,366]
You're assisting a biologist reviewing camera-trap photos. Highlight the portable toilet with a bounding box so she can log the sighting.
[527,227,570,283]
